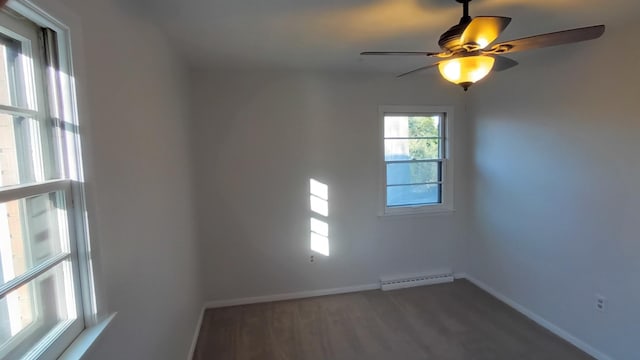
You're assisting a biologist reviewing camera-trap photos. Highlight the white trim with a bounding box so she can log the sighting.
[380,205,455,217]
[453,272,468,280]
[204,283,381,309]
[457,274,613,360]
[0,252,69,297]
[0,104,39,117]
[0,179,70,203]
[187,307,206,360]
[24,318,83,360]
[0,318,40,359]
[58,312,116,360]
[378,105,455,217]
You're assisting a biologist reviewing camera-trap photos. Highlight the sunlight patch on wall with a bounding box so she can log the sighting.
[310,179,330,256]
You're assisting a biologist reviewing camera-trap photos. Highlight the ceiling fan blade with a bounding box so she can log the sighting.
[360,51,441,56]
[461,16,512,49]
[396,63,439,78]
[486,25,605,54]
[493,56,518,72]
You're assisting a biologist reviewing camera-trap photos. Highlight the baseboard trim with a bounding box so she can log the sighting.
[453,272,468,280]
[204,283,381,309]
[459,274,612,360]
[187,306,205,360]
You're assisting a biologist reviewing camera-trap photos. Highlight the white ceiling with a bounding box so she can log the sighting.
[122,0,639,72]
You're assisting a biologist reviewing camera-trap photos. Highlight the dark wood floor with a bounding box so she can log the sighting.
[193,280,593,360]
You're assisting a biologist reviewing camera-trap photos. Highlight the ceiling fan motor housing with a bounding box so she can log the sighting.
[438,22,470,51]
[439,0,473,51]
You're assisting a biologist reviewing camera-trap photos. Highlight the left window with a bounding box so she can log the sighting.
[0,4,94,359]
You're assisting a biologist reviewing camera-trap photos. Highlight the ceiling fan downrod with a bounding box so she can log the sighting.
[457,0,472,24]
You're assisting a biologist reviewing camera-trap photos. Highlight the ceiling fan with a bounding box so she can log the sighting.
[360,0,605,91]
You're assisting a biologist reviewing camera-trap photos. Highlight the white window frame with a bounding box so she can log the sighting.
[0,1,103,359]
[378,105,454,216]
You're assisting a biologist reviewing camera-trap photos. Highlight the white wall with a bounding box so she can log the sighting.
[32,0,204,358]
[467,19,640,360]
[191,70,471,301]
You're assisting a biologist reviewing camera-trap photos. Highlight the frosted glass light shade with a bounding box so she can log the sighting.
[438,56,495,90]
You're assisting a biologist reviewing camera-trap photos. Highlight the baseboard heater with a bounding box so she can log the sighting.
[380,270,454,291]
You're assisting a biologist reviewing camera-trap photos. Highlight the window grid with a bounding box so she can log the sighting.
[383,112,445,208]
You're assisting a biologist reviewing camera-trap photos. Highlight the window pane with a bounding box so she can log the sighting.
[387,184,441,207]
[385,139,440,161]
[408,116,440,138]
[0,113,51,187]
[0,261,77,359]
[387,161,441,185]
[0,35,29,109]
[384,115,441,138]
[0,191,68,285]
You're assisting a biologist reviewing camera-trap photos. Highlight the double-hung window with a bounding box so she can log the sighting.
[379,106,454,216]
[0,3,95,359]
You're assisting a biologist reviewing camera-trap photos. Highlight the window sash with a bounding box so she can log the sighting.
[387,182,442,187]
[0,17,42,114]
[385,158,443,186]
[0,179,71,296]
[0,104,39,118]
[0,16,64,187]
[0,260,84,360]
[0,178,70,202]
[383,114,446,160]
[385,159,443,164]
[384,159,447,206]
[382,113,446,208]
[386,183,443,207]
[0,252,68,298]
[383,112,444,137]
[383,136,442,140]
[23,317,84,360]
[0,179,84,359]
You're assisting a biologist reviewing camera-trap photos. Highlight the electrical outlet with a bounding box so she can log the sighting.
[309,255,315,263]
[595,295,606,312]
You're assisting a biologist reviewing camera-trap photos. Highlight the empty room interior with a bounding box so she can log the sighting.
[0,0,638,359]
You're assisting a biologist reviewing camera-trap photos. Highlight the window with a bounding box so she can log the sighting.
[0,4,96,359]
[379,106,454,216]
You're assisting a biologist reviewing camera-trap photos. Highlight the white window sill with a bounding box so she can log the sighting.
[379,206,455,219]
[58,313,117,360]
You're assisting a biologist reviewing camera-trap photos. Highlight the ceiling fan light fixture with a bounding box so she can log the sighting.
[360,0,605,91]
[438,55,495,91]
